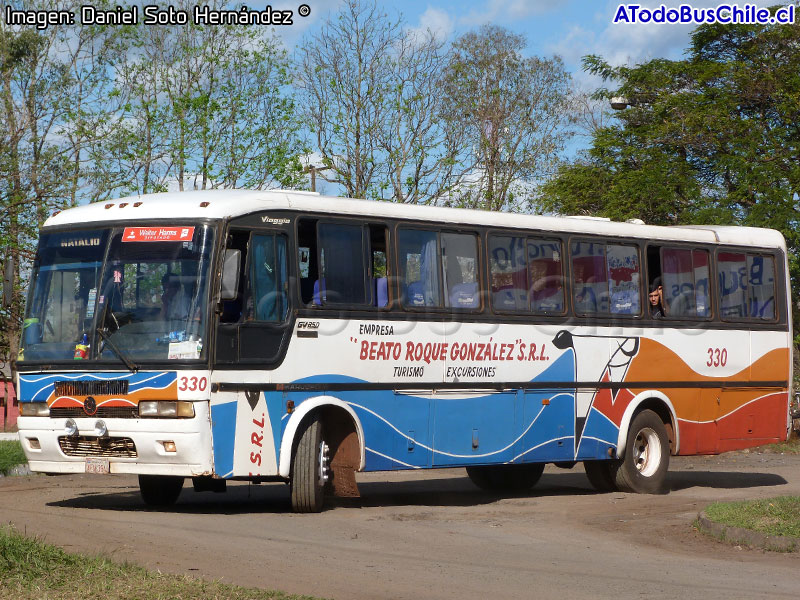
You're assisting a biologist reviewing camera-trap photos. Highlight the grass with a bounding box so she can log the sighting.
[0,440,26,475]
[704,496,800,539]
[0,525,325,600]
[755,439,800,454]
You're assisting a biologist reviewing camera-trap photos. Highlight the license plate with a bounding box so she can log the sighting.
[85,458,110,474]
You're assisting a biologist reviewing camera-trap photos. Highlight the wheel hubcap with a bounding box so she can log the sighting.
[318,441,330,486]
[633,427,661,477]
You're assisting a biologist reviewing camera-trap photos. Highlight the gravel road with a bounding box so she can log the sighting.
[2,452,799,599]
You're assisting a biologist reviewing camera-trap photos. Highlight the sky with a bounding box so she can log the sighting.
[236,0,730,186]
[248,0,728,87]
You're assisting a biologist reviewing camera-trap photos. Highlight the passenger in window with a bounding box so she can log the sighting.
[648,279,664,318]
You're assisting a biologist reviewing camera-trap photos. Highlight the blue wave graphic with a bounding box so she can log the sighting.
[264,350,617,471]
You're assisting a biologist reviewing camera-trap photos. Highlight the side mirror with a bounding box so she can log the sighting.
[220,249,241,301]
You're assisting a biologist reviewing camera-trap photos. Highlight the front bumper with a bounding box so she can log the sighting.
[17,402,214,476]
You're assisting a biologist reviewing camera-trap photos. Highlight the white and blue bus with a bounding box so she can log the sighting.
[16,190,792,511]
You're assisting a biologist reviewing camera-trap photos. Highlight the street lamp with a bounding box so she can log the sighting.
[610,96,630,110]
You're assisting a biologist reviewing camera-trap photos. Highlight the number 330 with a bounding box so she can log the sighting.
[179,376,207,391]
[706,348,727,367]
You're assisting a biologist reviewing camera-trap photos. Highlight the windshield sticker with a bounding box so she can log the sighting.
[299,247,310,277]
[122,226,195,242]
[86,289,97,318]
[168,340,202,360]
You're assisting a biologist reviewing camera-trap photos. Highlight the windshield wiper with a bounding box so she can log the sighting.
[96,328,139,373]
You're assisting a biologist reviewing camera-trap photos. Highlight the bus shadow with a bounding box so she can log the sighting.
[47,483,297,514]
[667,470,787,491]
[337,473,597,508]
[45,469,789,513]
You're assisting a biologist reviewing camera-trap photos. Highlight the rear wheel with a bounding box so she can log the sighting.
[613,409,670,494]
[290,415,329,512]
[583,460,618,492]
[138,475,184,507]
[466,463,545,492]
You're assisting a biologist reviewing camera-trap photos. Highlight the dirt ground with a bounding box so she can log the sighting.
[2,452,800,600]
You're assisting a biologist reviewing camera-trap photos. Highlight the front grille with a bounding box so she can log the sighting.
[50,407,139,419]
[58,436,137,458]
[54,380,129,397]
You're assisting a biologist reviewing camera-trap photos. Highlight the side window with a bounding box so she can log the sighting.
[442,233,479,309]
[718,251,776,320]
[489,235,564,313]
[399,229,441,308]
[489,235,527,310]
[661,248,710,318]
[247,234,288,322]
[607,244,641,315]
[529,239,565,313]
[748,254,776,319]
[571,241,608,314]
[318,223,368,305]
[370,225,389,308]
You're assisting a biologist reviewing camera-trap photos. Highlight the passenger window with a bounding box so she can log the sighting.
[528,239,564,313]
[606,244,641,315]
[489,235,564,313]
[318,223,368,305]
[571,241,608,314]
[489,236,527,310]
[718,251,775,320]
[442,233,479,309]
[749,254,776,319]
[370,225,389,308]
[399,229,441,308]
[661,248,710,318]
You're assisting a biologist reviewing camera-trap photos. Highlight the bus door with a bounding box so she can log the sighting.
[213,226,292,477]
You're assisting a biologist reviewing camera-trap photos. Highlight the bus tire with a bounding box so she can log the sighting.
[613,409,670,494]
[138,475,184,507]
[466,463,545,492]
[290,415,327,513]
[583,460,618,492]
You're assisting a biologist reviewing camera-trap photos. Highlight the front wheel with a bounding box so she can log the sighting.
[290,415,329,513]
[613,409,670,494]
[138,475,184,507]
[466,463,545,493]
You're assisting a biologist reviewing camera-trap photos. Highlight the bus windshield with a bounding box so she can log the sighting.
[20,224,216,364]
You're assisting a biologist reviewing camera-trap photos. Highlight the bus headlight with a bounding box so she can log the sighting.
[138,401,195,418]
[20,403,50,417]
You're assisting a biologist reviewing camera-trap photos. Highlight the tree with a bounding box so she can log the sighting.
[440,25,573,212]
[0,2,117,367]
[539,15,800,327]
[298,0,462,202]
[97,1,305,196]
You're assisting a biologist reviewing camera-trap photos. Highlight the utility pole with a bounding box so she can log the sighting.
[303,164,332,192]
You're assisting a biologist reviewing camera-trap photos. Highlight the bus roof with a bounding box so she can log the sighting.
[43,189,786,249]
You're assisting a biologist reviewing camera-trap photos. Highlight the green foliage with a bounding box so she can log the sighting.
[540,16,800,328]
[0,1,308,367]
[441,25,573,212]
[705,496,800,539]
[0,525,325,599]
[0,440,26,475]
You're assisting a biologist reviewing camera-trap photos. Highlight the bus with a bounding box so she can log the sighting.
[16,189,792,511]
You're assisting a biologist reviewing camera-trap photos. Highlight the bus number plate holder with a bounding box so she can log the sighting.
[85,458,110,474]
